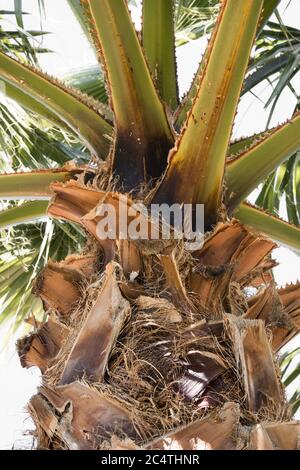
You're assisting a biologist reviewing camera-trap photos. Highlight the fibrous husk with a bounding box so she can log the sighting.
[117,240,141,278]
[274,282,300,348]
[32,247,101,320]
[59,250,101,278]
[48,182,173,267]
[159,247,196,312]
[108,436,140,450]
[134,296,182,323]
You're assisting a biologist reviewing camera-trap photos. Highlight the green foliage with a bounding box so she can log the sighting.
[246,17,300,223]
[255,152,300,225]
[66,65,108,104]
[280,346,300,415]
[0,218,85,335]
[175,0,219,46]
[0,2,48,63]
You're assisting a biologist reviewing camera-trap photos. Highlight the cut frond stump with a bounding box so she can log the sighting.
[227,316,283,413]
[159,248,195,312]
[30,382,142,450]
[275,282,300,348]
[32,247,101,321]
[244,285,297,351]
[145,402,241,450]
[32,261,83,318]
[60,263,130,384]
[189,221,276,312]
[249,422,300,450]
[176,350,227,402]
[17,317,69,373]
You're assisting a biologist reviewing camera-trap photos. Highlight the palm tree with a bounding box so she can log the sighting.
[0,0,300,450]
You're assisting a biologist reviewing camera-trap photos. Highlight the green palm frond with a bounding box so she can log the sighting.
[280,347,300,415]
[0,2,49,63]
[255,151,300,225]
[0,216,85,334]
[0,99,86,171]
[175,0,219,46]
[240,11,300,227]
[254,98,300,226]
[246,20,300,116]
[66,65,108,104]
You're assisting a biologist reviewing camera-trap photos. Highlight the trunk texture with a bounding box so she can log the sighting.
[17,183,300,450]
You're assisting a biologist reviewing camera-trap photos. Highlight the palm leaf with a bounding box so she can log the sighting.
[175,0,219,46]
[0,218,85,332]
[226,111,300,210]
[279,347,300,416]
[0,3,48,64]
[66,65,108,105]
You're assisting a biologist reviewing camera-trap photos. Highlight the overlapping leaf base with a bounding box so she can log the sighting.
[17,183,300,450]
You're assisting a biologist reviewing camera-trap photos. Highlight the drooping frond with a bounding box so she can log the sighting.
[0,99,86,170]
[254,154,300,226]
[0,52,112,158]
[0,4,49,63]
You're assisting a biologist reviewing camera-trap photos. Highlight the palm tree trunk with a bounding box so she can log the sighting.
[17,193,300,450]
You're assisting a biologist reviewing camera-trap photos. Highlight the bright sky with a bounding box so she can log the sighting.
[0,0,299,449]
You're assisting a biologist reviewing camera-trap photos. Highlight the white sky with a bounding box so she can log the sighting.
[0,0,299,449]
